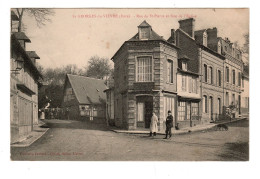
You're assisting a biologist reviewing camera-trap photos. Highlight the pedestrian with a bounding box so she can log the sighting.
[149,112,158,137]
[164,110,173,139]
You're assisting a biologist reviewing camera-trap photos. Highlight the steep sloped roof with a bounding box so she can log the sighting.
[67,74,108,105]
[26,51,40,59]
[13,32,31,42]
[128,29,164,41]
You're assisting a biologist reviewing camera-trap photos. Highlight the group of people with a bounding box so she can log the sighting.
[149,110,173,139]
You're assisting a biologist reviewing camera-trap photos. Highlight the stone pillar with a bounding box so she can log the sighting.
[127,93,136,130]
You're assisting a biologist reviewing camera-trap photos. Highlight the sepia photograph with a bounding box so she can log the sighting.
[9,8,249,161]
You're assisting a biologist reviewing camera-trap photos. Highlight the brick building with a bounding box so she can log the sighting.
[111,21,179,130]
[108,18,248,131]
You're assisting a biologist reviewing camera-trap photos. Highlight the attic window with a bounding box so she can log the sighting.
[203,31,207,47]
[139,27,150,40]
[182,62,187,71]
[96,89,100,92]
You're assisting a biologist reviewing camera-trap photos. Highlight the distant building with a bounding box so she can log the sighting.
[241,64,249,117]
[61,74,107,123]
[10,12,42,143]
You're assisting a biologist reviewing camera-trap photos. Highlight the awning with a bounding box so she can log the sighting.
[17,84,36,95]
[178,95,201,101]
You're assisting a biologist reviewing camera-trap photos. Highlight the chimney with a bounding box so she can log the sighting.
[178,18,195,38]
[170,29,176,44]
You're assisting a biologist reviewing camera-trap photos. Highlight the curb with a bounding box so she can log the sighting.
[11,128,50,148]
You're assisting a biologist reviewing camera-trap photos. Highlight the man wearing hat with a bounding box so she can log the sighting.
[164,110,174,139]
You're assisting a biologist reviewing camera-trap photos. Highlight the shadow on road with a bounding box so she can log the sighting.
[42,119,110,131]
[218,142,249,161]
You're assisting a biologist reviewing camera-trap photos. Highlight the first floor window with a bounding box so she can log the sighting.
[203,95,207,113]
[217,98,221,114]
[226,92,229,106]
[167,60,173,83]
[232,70,236,85]
[137,57,152,82]
[204,64,207,82]
[182,75,187,91]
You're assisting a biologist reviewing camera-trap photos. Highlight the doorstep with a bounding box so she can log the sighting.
[11,125,49,147]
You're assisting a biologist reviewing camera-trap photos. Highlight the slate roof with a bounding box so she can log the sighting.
[26,51,40,59]
[13,32,31,42]
[11,11,19,21]
[66,74,108,105]
[128,29,164,41]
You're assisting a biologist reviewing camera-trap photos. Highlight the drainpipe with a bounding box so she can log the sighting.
[199,47,203,123]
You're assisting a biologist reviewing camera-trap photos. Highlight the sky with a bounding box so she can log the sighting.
[21,8,249,69]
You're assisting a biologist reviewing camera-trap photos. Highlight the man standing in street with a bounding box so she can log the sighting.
[164,110,173,139]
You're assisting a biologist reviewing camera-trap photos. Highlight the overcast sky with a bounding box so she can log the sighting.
[22,8,249,69]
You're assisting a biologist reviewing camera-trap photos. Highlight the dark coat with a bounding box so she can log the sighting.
[166,115,173,128]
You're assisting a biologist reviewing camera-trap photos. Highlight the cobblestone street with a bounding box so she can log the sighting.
[11,119,249,161]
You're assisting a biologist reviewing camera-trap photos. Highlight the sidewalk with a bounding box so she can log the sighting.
[11,120,49,147]
[111,117,248,135]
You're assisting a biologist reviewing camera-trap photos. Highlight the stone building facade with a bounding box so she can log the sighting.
[112,21,179,130]
[108,18,248,131]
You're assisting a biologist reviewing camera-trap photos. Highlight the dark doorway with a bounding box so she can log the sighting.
[136,95,153,128]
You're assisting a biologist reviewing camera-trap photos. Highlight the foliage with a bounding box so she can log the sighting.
[85,56,112,79]
[14,8,55,32]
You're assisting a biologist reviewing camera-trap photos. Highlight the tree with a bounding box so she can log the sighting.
[86,56,112,79]
[14,8,55,32]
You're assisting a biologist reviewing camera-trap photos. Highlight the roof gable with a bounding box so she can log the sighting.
[66,74,108,105]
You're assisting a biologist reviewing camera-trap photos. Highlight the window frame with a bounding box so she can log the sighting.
[167,59,174,83]
[135,56,153,82]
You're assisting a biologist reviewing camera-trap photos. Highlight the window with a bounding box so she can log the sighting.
[225,46,227,51]
[237,54,240,59]
[238,72,241,86]
[232,94,235,105]
[140,27,150,39]
[217,98,221,114]
[208,67,213,84]
[167,60,173,83]
[178,101,186,121]
[164,96,175,119]
[203,95,207,113]
[182,62,187,71]
[217,41,221,54]
[203,31,207,46]
[226,67,230,82]
[137,57,152,82]
[204,64,207,82]
[232,70,236,85]
[226,92,229,106]
[182,75,187,91]
[137,102,144,121]
[218,70,222,86]
[192,77,197,93]
[189,78,192,93]
[191,102,199,119]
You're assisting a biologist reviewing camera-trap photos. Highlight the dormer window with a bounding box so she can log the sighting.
[182,62,187,71]
[138,20,152,40]
[203,31,207,47]
[217,40,221,54]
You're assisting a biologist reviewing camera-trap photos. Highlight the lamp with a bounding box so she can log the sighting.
[11,57,24,73]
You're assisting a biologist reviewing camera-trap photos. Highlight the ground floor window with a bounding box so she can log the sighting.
[164,96,175,120]
[178,101,186,121]
[178,101,200,121]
